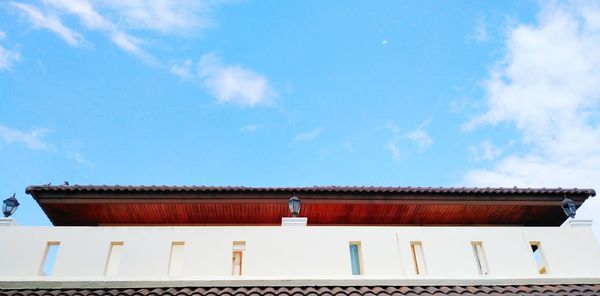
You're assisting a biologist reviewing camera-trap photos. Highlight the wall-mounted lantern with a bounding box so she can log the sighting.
[288,194,301,217]
[3,193,20,218]
[561,196,576,219]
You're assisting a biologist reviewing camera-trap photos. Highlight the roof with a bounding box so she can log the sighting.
[26,185,595,226]
[3,284,600,296]
[25,185,597,196]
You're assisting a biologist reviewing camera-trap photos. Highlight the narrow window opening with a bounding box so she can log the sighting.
[410,241,426,275]
[349,241,362,275]
[168,241,185,276]
[232,241,246,276]
[104,242,124,276]
[530,242,548,274]
[40,242,60,276]
[471,242,489,275]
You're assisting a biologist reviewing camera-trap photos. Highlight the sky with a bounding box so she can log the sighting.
[1,0,600,237]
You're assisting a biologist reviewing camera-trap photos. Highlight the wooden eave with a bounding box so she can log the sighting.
[26,185,595,226]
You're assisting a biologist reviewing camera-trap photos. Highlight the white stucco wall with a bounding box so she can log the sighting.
[0,223,599,284]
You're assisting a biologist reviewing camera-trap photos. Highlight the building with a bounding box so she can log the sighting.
[1,185,600,295]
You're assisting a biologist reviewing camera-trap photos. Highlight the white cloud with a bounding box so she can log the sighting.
[170,59,193,79]
[44,0,112,30]
[10,0,238,77]
[403,120,433,151]
[63,141,88,164]
[449,98,468,113]
[0,124,90,164]
[41,0,152,61]
[170,55,276,106]
[462,2,600,235]
[0,124,51,150]
[0,32,20,71]
[470,140,502,162]
[387,141,401,160]
[386,119,433,159]
[385,121,401,134]
[197,54,276,107]
[464,1,600,186]
[294,127,324,142]
[109,30,147,58]
[12,2,86,46]
[12,0,225,62]
[67,150,85,163]
[0,46,20,71]
[98,0,213,34]
[239,124,265,133]
[471,15,489,43]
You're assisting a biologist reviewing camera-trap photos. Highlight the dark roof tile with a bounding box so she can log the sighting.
[24,185,596,197]
[3,285,600,296]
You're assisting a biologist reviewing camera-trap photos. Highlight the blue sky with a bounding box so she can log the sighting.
[2,0,600,233]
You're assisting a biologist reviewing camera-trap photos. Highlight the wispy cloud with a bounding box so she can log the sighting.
[403,119,433,151]
[11,0,258,99]
[0,124,51,150]
[170,59,193,79]
[62,140,89,164]
[463,1,600,191]
[0,32,20,71]
[470,15,489,43]
[448,97,470,113]
[109,30,147,60]
[98,0,214,34]
[12,2,86,46]
[12,0,227,62]
[41,0,152,62]
[469,140,503,162]
[0,123,91,164]
[239,124,265,133]
[66,149,85,163]
[387,141,401,160]
[294,127,324,142]
[386,119,433,160]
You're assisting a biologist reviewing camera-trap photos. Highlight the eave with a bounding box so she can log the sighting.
[26,185,595,226]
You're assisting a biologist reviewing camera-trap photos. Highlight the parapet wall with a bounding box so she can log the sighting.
[1,222,599,286]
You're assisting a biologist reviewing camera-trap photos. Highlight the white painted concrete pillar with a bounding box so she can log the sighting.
[0,218,16,226]
[566,219,593,227]
[281,217,308,226]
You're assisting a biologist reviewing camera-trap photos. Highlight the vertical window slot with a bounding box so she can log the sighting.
[349,241,362,275]
[104,242,124,276]
[530,241,548,274]
[168,241,185,276]
[410,241,426,275]
[232,241,246,276]
[40,242,60,276]
[471,242,489,275]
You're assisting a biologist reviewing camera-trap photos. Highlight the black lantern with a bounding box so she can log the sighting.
[3,193,20,218]
[561,196,576,219]
[288,194,301,217]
